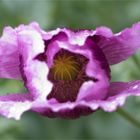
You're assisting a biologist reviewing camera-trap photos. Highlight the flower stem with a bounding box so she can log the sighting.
[117,108,140,129]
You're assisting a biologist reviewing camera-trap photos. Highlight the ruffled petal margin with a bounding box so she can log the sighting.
[0,93,33,120]
[41,22,140,65]
[31,80,140,119]
[102,80,140,111]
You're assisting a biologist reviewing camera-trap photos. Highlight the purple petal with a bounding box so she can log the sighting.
[76,37,110,101]
[18,29,53,99]
[95,26,113,37]
[0,26,21,79]
[0,93,33,120]
[108,80,140,97]
[0,27,17,55]
[101,80,140,112]
[42,28,96,46]
[32,100,93,119]
[16,22,45,36]
[97,22,140,65]
[0,53,21,79]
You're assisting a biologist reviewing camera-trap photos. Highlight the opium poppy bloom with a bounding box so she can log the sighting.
[0,22,140,120]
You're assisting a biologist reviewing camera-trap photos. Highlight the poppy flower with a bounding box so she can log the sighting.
[0,22,140,120]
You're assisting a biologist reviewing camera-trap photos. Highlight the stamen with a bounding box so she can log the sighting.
[64,67,73,80]
[51,51,81,80]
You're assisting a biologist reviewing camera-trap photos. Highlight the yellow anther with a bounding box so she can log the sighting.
[51,53,80,80]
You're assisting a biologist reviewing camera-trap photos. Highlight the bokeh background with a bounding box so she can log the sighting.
[0,0,140,139]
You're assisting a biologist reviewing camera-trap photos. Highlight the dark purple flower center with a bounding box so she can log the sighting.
[47,49,97,103]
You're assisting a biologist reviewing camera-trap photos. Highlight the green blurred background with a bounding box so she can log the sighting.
[0,0,140,139]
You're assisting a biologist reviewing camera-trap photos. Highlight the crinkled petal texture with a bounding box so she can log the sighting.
[18,26,110,118]
[0,27,21,79]
[0,22,140,119]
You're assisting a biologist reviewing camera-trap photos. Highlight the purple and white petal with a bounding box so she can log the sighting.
[0,26,21,79]
[18,29,53,100]
[0,93,33,120]
[97,22,140,65]
[100,80,140,112]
